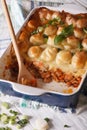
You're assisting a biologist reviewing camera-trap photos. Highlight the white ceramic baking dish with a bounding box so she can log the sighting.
[0,5,87,108]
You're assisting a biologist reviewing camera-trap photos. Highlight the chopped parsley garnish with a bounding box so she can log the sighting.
[54,24,73,44]
[62,24,73,37]
[43,34,48,43]
[44,117,50,122]
[31,30,39,35]
[78,42,83,51]
[54,34,65,44]
[31,17,62,36]
[9,110,19,116]
[64,124,71,128]
[48,17,61,25]
[77,15,83,19]
[37,26,44,32]
[31,26,44,35]
[83,27,87,34]
[0,126,12,130]
[43,34,48,38]
[59,21,65,25]
[17,119,29,128]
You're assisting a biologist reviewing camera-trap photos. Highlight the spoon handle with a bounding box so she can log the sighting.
[1,0,22,67]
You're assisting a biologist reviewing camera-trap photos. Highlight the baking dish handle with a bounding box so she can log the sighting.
[0,79,48,96]
[12,82,49,96]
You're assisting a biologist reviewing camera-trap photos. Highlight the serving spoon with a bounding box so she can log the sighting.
[1,0,37,86]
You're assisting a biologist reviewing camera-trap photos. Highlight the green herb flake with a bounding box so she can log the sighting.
[43,34,48,38]
[43,34,48,43]
[64,124,71,128]
[9,110,19,116]
[54,24,73,44]
[43,23,49,28]
[17,119,29,128]
[77,15,83,19]
[31,30,38,35]
[31,25,44,35]
[44,117,50,122]
[48,17,61,25]
[1,113,9,124]
[37,26,44,32]
[48,19,56,25]
[62,24,73,37]
[0,127,12,130]
[78,42,83,51]
[54,34,65,44]
[59,21,65,25]
[83,27,87,34]
[9,118,16,125]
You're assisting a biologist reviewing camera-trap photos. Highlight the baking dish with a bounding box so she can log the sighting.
[0,5,87,108]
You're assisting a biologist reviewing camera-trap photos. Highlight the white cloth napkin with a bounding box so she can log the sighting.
[0,93,87,130]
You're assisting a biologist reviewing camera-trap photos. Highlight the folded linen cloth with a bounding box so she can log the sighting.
[0,93,87,130]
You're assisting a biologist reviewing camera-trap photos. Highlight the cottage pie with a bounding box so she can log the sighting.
[6,7,87,88]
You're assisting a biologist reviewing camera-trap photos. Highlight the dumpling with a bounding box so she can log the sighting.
[71,51,87,69]
[56,50,72,64]
[66,14,76,27]
[39,8,52,24]
[74,28,85,39]
[76,18,87,29]
[27,46,42,58]
[44,25,57,36]
[30,33,45,45]
[67,36,79,48]
[39,8,52,20]
[40,46,57,62]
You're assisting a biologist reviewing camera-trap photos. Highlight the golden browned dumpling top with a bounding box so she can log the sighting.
[71,51,87,69]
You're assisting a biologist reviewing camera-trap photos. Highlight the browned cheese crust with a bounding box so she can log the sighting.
[6,7,87,88]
